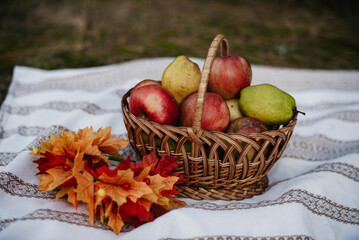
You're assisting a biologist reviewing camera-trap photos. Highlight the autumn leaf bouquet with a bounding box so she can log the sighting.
[31,126,186,234]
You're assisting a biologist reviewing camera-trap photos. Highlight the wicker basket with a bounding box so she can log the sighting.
[121,34,298,201]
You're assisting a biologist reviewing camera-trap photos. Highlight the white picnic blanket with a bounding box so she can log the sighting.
[0,57,359,240]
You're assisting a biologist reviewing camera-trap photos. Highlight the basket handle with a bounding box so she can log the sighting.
[192,34,229,132]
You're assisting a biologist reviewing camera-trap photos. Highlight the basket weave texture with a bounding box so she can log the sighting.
[121,34,297,201]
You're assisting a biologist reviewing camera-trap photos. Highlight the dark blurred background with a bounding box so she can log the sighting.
[1,0,358,103]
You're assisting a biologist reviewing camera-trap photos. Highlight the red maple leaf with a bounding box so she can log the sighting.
[34,152,66,175]
[119,199,154,227]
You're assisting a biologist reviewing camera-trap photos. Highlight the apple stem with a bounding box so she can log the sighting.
[220,38,229,57]
[140,111,150,120]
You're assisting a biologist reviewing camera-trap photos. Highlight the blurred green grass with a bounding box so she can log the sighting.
[0,0,358,103]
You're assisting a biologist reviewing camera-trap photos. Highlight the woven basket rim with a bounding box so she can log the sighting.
[121,89,298,138]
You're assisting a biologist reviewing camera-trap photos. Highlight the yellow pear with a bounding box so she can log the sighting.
[162,56,201,104]
[225,98,243,121]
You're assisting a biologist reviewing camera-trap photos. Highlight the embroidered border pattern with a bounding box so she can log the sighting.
[299,101,359,111]
[9,67,130,97]
[297,109,359,126]
[0,172,56,199]
[1,101,121,116]
[266,162,359,191]
[185,188,359,225]
[0,126,47,139]
[283,134,359,161]
[0,152,20,166]
[160,235,314,240]
[0,208,134,233]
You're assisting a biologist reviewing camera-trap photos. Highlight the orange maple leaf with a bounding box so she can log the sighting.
[166,196,187,209]
[74,170,95,225]
[76,127,103,161]
[93,127,129,157]
[38,174,54,191]
[41,146,85,191]
[55,185,78,208]
[108,212,124,235]
[133,167,183,211]
[45,166,74,191]
[147,175,180,208]
[52,131,78,158]
[76,126,128,162]
[134,167,160,211]
[38,133,60,153]
[95,169,153,207]
[39,131,78,160]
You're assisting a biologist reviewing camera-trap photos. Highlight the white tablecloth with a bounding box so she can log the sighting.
[1,58,359,240]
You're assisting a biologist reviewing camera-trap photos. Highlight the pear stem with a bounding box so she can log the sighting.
[295,109,306,115]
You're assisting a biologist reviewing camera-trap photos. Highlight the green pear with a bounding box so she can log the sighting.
[239,84,296,126]
[162,56,201,104]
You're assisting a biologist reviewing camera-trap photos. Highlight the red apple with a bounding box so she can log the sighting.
[208,56,252,99]
[133,79,161,91]
[227,117,268,162]
[129,85,179,125]
[227,117,267,134]
[180,92,230,132]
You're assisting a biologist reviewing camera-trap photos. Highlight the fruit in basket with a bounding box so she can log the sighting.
[162,56,201,104]
[239,83,296,126]
[180,92,230,132]
[227,117,268,134]
[227,117,268,161]
[133,79,161,91]
[208,56,252,99]
[129,85,179,125]
[225,98,243,121]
